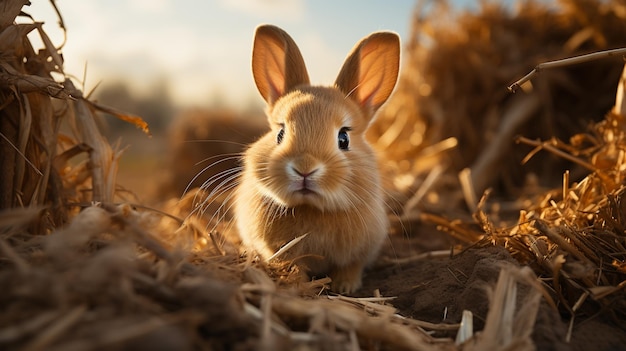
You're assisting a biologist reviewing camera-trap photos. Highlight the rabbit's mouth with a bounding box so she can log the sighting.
[295,188,316,196]
[287,185,323,207]
[287,170,321,196]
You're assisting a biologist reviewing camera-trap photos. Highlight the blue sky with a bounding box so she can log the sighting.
[25,0,482,108]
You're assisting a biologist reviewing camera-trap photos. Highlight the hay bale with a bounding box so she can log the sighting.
[158,108,266,200]
[370,0,626,341]
[371,0,626,198]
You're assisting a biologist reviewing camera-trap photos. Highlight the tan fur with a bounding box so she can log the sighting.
[235,24,399,294]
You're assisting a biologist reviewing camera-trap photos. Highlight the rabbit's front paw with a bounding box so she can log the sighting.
[330,262,364,294]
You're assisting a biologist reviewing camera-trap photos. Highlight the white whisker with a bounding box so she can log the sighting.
[182,154,242,197]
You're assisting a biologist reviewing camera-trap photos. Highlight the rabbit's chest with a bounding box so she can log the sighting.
[268,208,367,261]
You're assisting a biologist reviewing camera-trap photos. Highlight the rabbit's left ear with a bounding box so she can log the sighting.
[335,32,400,117]
[252,25,310,106]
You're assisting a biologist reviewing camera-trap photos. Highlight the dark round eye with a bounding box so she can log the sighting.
[276,127,285,144]
[338,127,350,150]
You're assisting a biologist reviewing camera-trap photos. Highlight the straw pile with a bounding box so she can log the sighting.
[470,90,626,338]
[370,0,626,198]
[2,0,625,350]
[369,0,626,343]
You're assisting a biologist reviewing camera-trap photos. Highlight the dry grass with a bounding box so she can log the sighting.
[469,105,626,339]
[370,0,626,342]
[2,0,626,350]
[370,0,626,199]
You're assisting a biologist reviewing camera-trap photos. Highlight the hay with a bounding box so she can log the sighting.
[470,96,626,331]
[2,200,544,350]
[376,0,626,338]
[371,0,626,199]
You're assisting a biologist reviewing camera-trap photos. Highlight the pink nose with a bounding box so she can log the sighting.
[292,167,318,179]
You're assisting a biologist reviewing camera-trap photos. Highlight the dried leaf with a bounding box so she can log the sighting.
[90,101,151,136]
[0,0,30,28]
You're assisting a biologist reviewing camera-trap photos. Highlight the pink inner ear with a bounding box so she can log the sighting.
[358,67,386,109]
[358,89,375,109]
[253,26,310,105]
[264,46,287,104]
[268,81,281,103]
[264,67,283,104]
[335,32,399,115]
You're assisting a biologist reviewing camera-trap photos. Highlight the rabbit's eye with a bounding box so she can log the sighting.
[276,128,285,144]
[338,127,350,150]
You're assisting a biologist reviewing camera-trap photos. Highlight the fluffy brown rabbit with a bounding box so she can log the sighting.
[235,24,399,294]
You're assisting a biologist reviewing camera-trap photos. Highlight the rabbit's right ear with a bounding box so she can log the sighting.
[335,32,400,118]
[252,25,310,105]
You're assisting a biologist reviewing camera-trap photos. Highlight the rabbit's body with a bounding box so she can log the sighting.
[235,25,399,293]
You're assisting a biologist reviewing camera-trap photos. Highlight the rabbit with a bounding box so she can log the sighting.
[234,24,400,294]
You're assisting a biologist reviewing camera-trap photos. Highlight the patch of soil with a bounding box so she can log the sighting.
[357,223,626,351]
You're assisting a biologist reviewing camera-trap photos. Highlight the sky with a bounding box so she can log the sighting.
[23,0,481,108]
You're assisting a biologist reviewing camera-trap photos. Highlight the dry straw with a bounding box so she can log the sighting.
[0,0,149,223]
[371,0,626,200]
[373,0,626,342]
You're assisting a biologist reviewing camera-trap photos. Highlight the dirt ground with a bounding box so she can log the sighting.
[356,222,626,351]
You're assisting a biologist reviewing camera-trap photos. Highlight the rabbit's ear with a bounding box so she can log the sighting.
[252,25,310,105]
[335,32,400,117]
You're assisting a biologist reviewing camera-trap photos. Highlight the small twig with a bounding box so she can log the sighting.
[508,47,626,92]
[268,233,308,261]
[402,164,446,217]
[459,168,478,213]
[533,220,592,265]
[0,131,43,176]
[49,0,67,48]
[614,64,626,115]
[392,313,461,331]
[516,136,597,172]
[455,310,474,345]
[469,94,541,195]
[384,249,460,265]
[420,212,484,243]
[562,170,569,200]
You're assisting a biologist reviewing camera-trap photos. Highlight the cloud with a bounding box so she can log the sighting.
[217,0,306,21]
[43,0,412,108]
[129,0,172,13]
[295,33,345,85]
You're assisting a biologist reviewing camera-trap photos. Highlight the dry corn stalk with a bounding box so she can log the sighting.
[0,0,148,232]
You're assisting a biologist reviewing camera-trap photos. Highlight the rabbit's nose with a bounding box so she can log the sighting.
[286,157,324,180]
[292,167,318,179]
